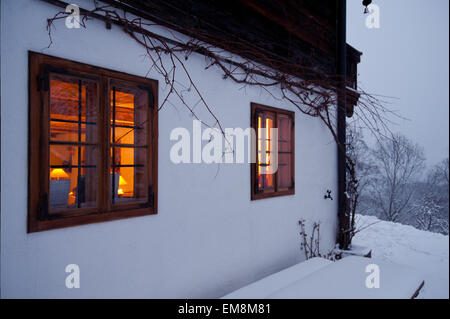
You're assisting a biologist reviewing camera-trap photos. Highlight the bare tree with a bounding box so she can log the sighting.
[427,158,449,208]
[413,194,448,234]
[370,134,425,222]
[345,124,378,241]
[413,158,449,234]
[433,158,449,192]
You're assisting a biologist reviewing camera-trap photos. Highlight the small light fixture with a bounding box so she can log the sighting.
[363,0,372,14]
[119,175,128,186]
[50,168,70,180]
[117,176,127,196]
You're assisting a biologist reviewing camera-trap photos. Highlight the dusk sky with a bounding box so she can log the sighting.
[347,0,449,167]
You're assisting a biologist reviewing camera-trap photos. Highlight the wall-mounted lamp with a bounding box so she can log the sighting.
[363,0,372,14]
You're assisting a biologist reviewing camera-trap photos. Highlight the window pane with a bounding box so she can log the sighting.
[50,145,97,166]
[111,126,147,146]
[48,73,98,211]
[110,84,149,204]
[257,113,275,191]
[111,88,147,145]
[257,164,274,190]
[111,146,146,202]
[111,147,146,167]
[49,168,97,209]
[50,122,98,143]
[50,74,98,124]
[278,153,292,189]
[278,115,291,152]
[49,145,97,210]
[257,115,262,189]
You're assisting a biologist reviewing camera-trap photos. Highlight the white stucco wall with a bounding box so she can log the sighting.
[1,0,338,298]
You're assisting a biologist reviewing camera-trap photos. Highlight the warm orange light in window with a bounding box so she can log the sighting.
[265,118,273,187]
[266,118,270,166]
[50,168,70,180]
[112,91,135,127]
[119,175,128,186]
[111,90,135,199]
[257,116,262,188]
[117,176,128,196]
[50,80,85,104]
[114,91,135,109]
[117,175,128,195]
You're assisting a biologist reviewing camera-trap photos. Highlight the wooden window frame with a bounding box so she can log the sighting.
[28,52,158,233]
[251,103,295,200]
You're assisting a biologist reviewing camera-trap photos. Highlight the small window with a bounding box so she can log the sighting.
[28,52,158,232]
[251,103,295,200]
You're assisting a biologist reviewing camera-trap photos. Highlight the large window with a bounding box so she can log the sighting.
[251,103,295,200]
[28,52,158,232]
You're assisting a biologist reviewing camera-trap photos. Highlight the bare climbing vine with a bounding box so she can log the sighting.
[45,2,400,249]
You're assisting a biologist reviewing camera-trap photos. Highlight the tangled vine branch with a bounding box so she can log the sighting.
[46,2,401,248]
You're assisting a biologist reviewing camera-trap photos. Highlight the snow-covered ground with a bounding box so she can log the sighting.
[353,214,449,299]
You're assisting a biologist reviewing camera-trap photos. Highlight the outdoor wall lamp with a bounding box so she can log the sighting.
[363,0,372,13]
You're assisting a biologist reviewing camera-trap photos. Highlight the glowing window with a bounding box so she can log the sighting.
[49,75,98,211]
[252,103,294,200]
[28,53,158,232]
[110,84,149,205]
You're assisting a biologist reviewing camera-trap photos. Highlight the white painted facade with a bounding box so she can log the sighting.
[1,0,338,298]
